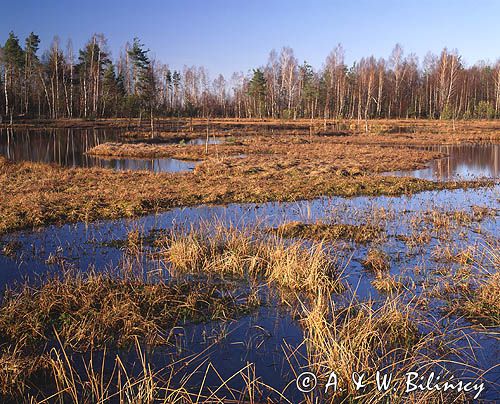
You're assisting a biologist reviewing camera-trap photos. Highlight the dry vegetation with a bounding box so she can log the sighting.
[297,292,473,402]
[269,221,382,243]
[458,272,500,326]
[362,248,391,275]
[0,212,496,401]
[0,223,346,400]
[2,155,490,236]
[1,118,497,235]
[0,268,259,398]
[162,224,344,294]
[40,117,499,144]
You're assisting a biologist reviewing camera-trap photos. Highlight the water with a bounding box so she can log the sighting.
[1,185,498,399]
[385,143,499,180]
[187,137,224,145]
[94,157,197,172]
[0,134,499,400]
[0,127,201,173]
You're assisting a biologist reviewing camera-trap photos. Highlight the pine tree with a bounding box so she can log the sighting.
[102,64,127,117]
[2,31,24,118]
[248,69,266,118]
[24,32,40,115]
[299,61,318,118]
[77,35,110,117]
[127,38,156,136]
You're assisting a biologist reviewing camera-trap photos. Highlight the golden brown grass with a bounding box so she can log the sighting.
[372,274,405,293]
[162,224,344,294]
[296,291,472,402]
[1,152,493,236]
[269,221,382,243]
[0,270,254,351]
[87,141,246,161]
[0,217,494,402]
[448,268,500,326]
[0,222,345,400]
[362,248,391,275]
[2,337,276,403]
[0,267,259,398]
[2,117,498,235]
[86,133,443,175]
[14,117,494,141]
[0,241,22,258]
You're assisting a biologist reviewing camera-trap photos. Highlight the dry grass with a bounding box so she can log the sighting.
[87,141,246,161]
[0,216,495,401]
[0,117,498,401]
[1,154,492,236]
[162,224,344,294]
[269,221,382,243]
[0,241,22,258]
[297,292,472,402]
[13,117,496,144]
[0,222,345,400]
[430,243,499,326]
[3,118,500,141]
[2,116,497,236]
[0,270,253,351]
[1,338,275,403]
[453,271,500,326]
[0,267,258,397]
[362,248,391,275]
[372,274,405,293]
[432,244,476,265]
[86,134,443,175]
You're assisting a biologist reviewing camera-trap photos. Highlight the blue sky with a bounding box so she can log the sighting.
[1,0,499,78]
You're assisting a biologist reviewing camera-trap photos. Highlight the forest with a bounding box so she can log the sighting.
[2,31,500,122]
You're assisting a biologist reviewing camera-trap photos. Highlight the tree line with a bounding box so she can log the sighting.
[2,31,500,122]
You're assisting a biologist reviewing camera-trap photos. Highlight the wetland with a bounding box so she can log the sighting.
[0,118,498,403]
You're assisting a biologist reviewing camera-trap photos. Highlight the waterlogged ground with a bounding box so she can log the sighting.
[0,131,499,401]
[2,126,498,178]
[1,184,499,400]
[386,143,499,180]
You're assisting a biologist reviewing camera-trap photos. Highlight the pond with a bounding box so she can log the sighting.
[0,127,206,173]
[385,143,499,180]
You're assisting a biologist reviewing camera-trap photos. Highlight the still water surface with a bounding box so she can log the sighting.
[0,128,202,172]
[1,128,498,178]
[386,143,499,180]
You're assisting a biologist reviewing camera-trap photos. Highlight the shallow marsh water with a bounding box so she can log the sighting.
[1,184,499,399]
[0,134,499,400]
[0,127,216,173]
[386,142,499,180]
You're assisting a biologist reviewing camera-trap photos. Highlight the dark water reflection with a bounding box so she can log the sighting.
[0,128,198,173]
[386,143,499,180]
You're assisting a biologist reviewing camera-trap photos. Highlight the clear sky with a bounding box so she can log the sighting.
[1,0,499,78]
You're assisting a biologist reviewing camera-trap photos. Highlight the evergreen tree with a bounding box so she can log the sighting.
[2,31,24,117]
[248,69,266,118]
[77,35,111,117]
[102,63,125,116]
[299,61,318,118]
[24,32,40,63]
[24,32,40,115]
[127,38,156,135]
